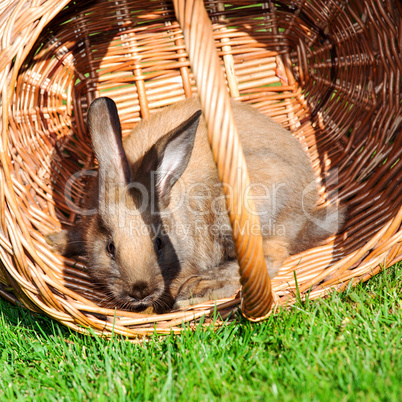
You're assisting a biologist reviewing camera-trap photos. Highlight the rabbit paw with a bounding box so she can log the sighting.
[173,275,240,309]
[45,230,69,254]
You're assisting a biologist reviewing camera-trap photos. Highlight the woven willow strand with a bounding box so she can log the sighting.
[173,0,274,320]
[0,0,400,338]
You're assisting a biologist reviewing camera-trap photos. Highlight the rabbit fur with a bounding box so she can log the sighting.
[48,96,344,313]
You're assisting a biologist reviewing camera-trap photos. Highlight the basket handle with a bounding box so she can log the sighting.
[173,0,275,320]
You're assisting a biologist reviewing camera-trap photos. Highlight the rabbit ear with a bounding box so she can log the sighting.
[87,97,130,185]
[140,110,202,206]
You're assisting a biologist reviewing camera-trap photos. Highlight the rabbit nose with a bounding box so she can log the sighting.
[129,281,154,301]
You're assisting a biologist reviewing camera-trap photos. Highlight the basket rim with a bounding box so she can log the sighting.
[0,0,401,337]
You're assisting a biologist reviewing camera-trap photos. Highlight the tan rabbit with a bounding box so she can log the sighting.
[48,96,344,313]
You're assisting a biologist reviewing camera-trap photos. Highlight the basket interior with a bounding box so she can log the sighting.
[1,0,401,335]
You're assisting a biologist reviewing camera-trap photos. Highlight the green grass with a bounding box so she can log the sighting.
[1,263,402,401]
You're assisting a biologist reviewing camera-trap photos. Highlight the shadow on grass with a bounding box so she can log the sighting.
[0,297,73,340]
[1,261,401,344]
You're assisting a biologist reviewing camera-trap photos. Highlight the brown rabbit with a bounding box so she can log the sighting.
[48,96,344,313]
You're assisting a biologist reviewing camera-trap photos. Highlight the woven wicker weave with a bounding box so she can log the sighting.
[0,0,401,337]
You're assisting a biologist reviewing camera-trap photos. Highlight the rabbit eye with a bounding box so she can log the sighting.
[106,241,116,259]
[155,237,163,254]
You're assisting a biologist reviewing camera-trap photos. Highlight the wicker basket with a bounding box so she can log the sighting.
[0,0,401,338]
